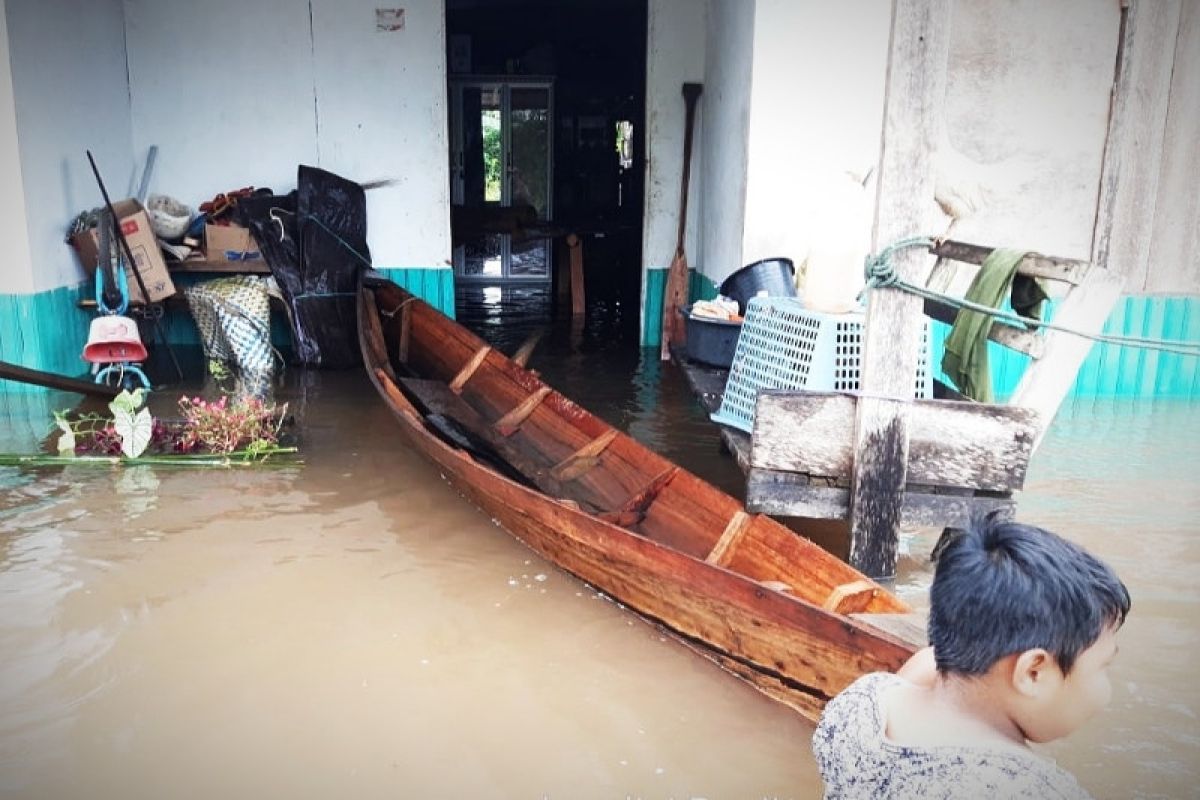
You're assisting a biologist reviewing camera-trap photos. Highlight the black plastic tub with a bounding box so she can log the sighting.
[680,308,742,368]
[719,257,796,314]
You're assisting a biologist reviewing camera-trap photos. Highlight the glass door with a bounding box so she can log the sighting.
[450,79,552,282]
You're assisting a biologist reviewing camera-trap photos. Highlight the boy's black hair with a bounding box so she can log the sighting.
[928,511,1131,676]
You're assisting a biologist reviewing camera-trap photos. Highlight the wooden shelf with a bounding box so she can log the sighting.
[168,259,270,274]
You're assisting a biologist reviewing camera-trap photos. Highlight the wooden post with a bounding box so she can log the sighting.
[567,233,585,317]
[847,0,950,579]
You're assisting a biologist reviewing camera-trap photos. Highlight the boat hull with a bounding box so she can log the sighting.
[357,274,917,719]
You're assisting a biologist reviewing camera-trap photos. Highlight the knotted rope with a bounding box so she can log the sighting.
[858,238,1200,358]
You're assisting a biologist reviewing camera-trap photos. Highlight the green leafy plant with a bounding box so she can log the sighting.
[109,389,153,458]
[34,391,295,467]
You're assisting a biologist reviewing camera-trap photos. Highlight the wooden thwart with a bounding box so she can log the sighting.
[618,467,680,516]
[822,581,880,615]
[549,429,620,482]
[449,346,491,394]
[705,510,753,566]
[495,386,552,437]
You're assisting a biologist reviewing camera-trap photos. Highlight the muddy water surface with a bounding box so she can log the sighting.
[0,313,1196,799]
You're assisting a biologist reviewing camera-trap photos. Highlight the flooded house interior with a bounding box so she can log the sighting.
[446,0,648,335]
[0,1,1197,797]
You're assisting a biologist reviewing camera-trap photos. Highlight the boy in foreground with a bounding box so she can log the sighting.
[813,513,1130,799]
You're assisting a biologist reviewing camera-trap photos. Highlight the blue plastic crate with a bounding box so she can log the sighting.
[710,297,932,433]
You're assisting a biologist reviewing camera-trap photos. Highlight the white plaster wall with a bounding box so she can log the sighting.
[642,0,706,273]
[309,0,450,268]
[126,0,450,268]
[5,0,134,293]
[742,0,891,286]
[939,0,1119,261]
[1147,1,1200,294]
[0,0,33,295]
[696,0,754,283]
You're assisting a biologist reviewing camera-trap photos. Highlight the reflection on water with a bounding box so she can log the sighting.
[0,297,1196,798]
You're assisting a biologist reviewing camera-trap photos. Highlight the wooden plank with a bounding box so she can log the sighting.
[617,466,680,516]
[448,345,491,394]
[850,0,950,579]
[168,259,271,274]
[923,298,1045,358]
[745,468,1014,527]
[549,428,621,482]
[398,300,412,363]
[1092,0,1181,292]
[851,612,928,648]
[1009,267,1125,450]
[929,240,1089,285]
[567,233,585,316]
[822,581,880,615]
[399,377,575,502]
[511,328,544,368]
[495,385,552,437]
[705,510,753,566]
[752,392,1039,492]
[359,288,395,379]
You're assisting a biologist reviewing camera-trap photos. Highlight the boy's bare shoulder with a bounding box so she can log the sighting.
[813,673,1094,799]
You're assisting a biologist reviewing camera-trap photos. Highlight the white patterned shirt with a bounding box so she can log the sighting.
[812,672,1093,799]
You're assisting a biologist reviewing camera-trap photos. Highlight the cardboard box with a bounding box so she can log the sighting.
[204,223,262,263]
[70,199,176,305]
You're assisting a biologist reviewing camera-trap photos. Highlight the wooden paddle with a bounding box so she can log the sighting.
[660,82,703,361]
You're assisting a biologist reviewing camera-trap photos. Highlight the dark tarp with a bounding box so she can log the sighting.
[239,166,369,368]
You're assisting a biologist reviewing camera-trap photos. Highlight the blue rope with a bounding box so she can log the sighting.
[859,238,1200,358]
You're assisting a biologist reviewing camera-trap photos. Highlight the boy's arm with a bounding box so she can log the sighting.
[896,646,937,687]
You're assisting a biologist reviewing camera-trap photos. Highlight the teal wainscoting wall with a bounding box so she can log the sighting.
[374,268,456,319]
[642,267,718,348]
[0,268,457,393]
[0,283,93,390]
[927,295,1200,400]
[640,274,1200,401]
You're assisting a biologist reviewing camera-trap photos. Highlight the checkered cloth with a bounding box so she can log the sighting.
[185,275,278,398]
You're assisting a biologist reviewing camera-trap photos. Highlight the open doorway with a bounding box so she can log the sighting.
[445,0,648,330]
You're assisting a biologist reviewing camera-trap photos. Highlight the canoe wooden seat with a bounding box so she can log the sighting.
[705,510,752,566]
[494,386,552,437]
[549,429,621,482]
[599,467,679,528]
[822,580,880,615]
[449,345,491,394]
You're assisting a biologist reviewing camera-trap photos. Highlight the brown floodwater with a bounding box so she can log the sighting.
[0,298,1196,799]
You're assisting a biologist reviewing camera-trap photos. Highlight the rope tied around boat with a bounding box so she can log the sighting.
[859,237,1200,358]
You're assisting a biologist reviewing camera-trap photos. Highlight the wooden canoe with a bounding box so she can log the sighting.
[356,271,918,721]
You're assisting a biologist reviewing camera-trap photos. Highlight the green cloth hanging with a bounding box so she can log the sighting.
[941,248,1048,402]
